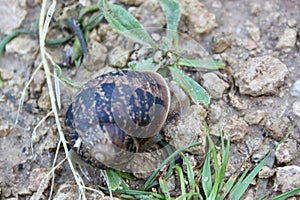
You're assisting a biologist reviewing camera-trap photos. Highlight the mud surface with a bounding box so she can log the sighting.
[0,0,299,199]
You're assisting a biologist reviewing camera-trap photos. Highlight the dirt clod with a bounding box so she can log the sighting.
[235,56,288,96]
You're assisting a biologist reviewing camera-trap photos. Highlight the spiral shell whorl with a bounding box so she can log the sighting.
[64,70,170,169]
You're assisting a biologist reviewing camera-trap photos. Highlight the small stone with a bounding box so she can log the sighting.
[181,0,217,35]
[292,101,300,117]
[0,123,10,137]
[0,68,13,80]
[243,39,257,51]
[202,73,229,99]
[246,22,260,42]
[276,28,297,49]
[151,33,161,41]
[250,3,260,15]
[153,50,163,63]
[211,34,231,53]
[223,117,250,142]
[265,117,290,141]
[163,105,207,155]
[235,56,288,96]
[29,168,50,192]
[83,41,107,71]
[276,165,300,193]
[243,189,255,200]
[287,19,297,28]
[244,110,266,125]
[246,137,274,163]
[228,92,248,110]
[53,183,114,199]
[135,0,165,28]
[275,139,298,164]
[53,183,79,200]
[108,46,130,68]
[258,166,275,179]
[18,187,32,196]
[31,70,46,94]
[291,80,300,97]
[5,36,38,56]
[37,92,51,110]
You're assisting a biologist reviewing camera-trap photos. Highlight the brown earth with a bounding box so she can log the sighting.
[0,0,299,199]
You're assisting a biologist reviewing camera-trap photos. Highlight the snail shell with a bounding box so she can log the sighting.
[64,70,170,169]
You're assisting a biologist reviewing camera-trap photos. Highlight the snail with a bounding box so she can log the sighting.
[64,70,172,170]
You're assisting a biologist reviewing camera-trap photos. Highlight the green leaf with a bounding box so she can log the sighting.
[128,58,161,71]
[168,65,210,105]
[175,165,186,197]
[159,177,171,200]
[202,151,212,197]
[178,58,225,70]
[159,0,181,50]
[106,169,124,190]
[181,153,197,193]
[99,0,157,48]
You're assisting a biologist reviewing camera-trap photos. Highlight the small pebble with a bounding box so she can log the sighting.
[0,123,10,137]
[83,41,107,71]
[275,139,297,164]
[223,117,250,142]
[290,80,300,97]
[276,27,297,49]
[180,0,217,35]
[202,73,229,99]
[292,101,300,117]
[265,117,290,141]
[244,110,266,125]
[287,19,297,28]
[211,34,230,53]
[258,166,275,179]
[108,46,130,68]
[235,56,288,96]
[276,165,300,193]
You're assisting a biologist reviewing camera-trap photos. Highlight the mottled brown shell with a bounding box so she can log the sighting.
[64,70,170,169]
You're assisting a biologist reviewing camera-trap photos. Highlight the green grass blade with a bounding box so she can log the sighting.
[175,165,186,197]
[272,187,300,200]
[202,151,212,198]
[45,34,74,46]
[206,131,221,200]
[106,169,126,190]
[100,188,165,199]
[159,0,181,49]
[78,5,100,23]
[177,193,201,200]
[143,142,201,190]
[229,154,269,200]
[99,0,157,48]
[83,13,104,31]
[180,153,196,192]
[168,65,210,105]
[178,58,225,70]
[218,133,230,190]
[159,177,172,200]
[0,29,33,57]
[217,175,238,199]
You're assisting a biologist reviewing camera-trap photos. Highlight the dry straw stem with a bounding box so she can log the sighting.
[38,0,87,199]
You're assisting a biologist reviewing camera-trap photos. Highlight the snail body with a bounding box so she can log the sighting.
[64,70,170,169]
